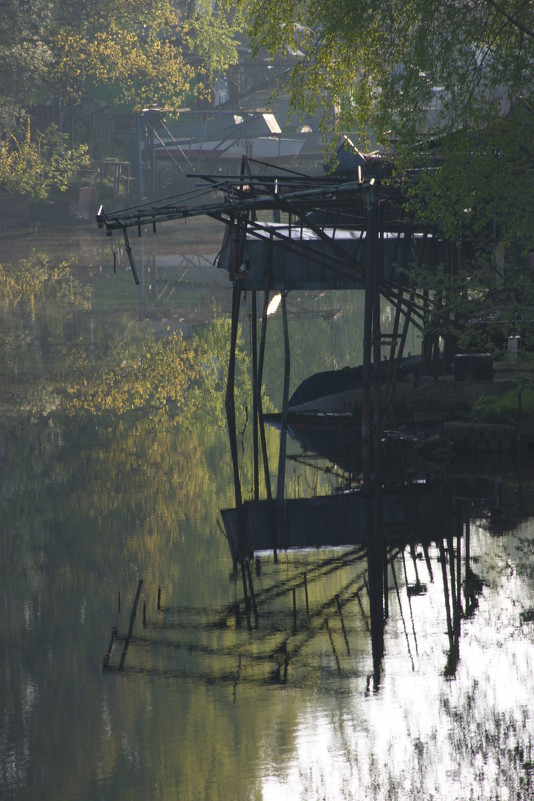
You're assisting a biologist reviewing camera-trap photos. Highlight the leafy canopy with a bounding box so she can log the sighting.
[239,0,532,145]
[0,0,244,129]
[238,0,534,249]
[48,0,194,110]
[0,121,90,200]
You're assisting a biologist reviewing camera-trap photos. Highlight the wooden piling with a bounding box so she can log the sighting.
[102,626,118,670]
[119,579,143,670]
[245,558,258,621]
[258,286,273,504]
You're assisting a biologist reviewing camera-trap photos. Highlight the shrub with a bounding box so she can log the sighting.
[0,121,90,200]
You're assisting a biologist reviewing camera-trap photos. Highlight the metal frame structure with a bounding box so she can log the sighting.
[97,158,451,563]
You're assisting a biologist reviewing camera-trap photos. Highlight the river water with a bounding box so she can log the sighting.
[2,221,534,801]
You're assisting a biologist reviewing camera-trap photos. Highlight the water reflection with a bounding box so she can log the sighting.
[103,423,511,699]
[4,230,534,801]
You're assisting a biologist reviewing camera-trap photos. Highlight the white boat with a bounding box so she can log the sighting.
[154,110,305,168]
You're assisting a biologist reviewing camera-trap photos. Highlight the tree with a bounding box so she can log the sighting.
[0,0,53,131]
[0,0,244,198]
[43,0,244,112]
[0,121,90,199]
[0,0,244,130]
[184,0,243,88]
[238,0,534,351]
[242,0,534,247]
[46,0,194,111]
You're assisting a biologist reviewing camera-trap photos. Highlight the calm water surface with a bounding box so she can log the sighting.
[2,224,534,801]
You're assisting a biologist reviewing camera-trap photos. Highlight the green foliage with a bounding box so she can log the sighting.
[409,249,534,359]
[238,0,534,262]
[0,250,269,435]
[186,317,257,430]
[66,328,200,425]
[0,253,93,417]
[0,252,92,312]
[1,0,244,130]
[45,0,243,110]
[49,9,194,111]
[0,0,53,130]
[0,121,90,200]
[184,0,243,87]
[470,386,534,424]
[64,317,271,432]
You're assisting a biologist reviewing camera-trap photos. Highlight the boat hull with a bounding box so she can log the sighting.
[287,359,425,416]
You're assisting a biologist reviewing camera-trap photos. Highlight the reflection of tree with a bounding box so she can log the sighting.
[0,411,237,800]
[0,404,304,801]
[66,329,200,424]
[0,254,93,415]
[0,254,271,435]
[65,317,270,433]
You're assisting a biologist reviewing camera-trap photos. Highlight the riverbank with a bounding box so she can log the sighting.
[405,363,534,454]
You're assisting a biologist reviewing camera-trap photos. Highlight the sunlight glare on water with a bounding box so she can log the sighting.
[258,520,534,801]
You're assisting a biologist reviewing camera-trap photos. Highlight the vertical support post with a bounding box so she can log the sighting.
[119,579,143,670]
[362,194,377,491]
[276,292,290,503]
[148,122,156,199]
[245,559,258,622]
[258,288,272,502]
[362,207,373,449]
[447,530,457,622]
[226,282,246,554]
[273,179,280,223]
[439,538,454,644]
[372,202,383,436]
[241,561,251,624]
[367,526,384,688]
[371,204,384,500]
[383,553,389,619]
[464,504,471,613]
[139,237,146,318]
[136,113,144,204]
[456,502,462,620]
[251,289,259,500]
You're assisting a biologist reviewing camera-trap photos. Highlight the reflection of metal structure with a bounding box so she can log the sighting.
[96,160,475,682]
[102,499,484,690]
[221,480,437,555]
